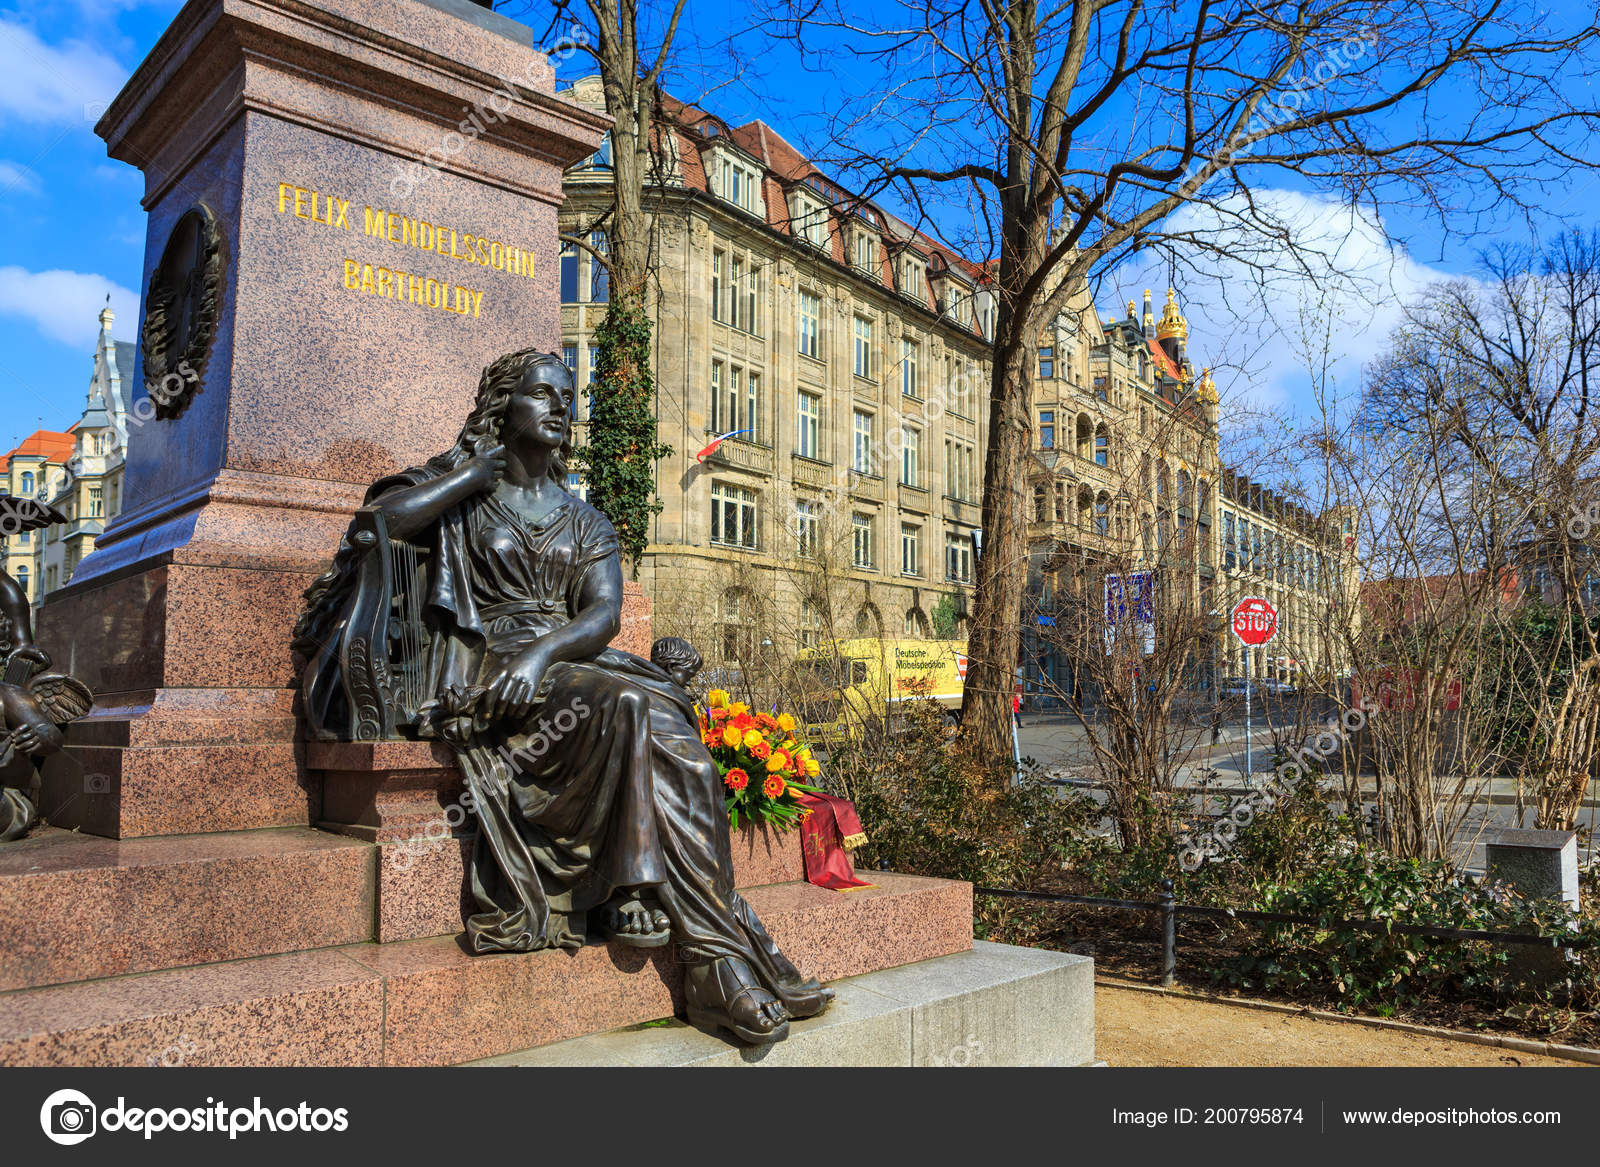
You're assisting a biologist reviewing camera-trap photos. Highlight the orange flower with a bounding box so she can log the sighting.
[732,712,755,732]
[762,774,785,798]
[755,712,779,730]
[750,739,772,760]
[709,707,729,722]
[724,767,750,791]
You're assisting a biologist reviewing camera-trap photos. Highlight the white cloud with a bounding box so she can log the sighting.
[0,159,39,194]
[1106,189,1458,418]
[0,266,139,348]
[0,18,125,126]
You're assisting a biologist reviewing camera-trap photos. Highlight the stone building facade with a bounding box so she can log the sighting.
[557,78,993,665]
[1,304,131,606]
[1024,286,1358,697]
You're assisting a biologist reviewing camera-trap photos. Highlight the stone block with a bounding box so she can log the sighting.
[1486,827,1579,909]
[471,941,1095,1067]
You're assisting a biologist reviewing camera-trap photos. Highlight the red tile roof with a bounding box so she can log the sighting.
[4,431,74,463]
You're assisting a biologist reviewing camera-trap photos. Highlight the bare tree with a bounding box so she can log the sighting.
[764,0,1600,759]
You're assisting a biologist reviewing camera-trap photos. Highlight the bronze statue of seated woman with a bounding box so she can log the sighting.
[295,348,830,1044]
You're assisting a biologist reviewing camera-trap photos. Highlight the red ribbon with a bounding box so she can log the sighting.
[796,792,873,891]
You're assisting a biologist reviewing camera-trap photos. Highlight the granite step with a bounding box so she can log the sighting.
[470,941,1097,1067]
[0,827,375,993]
[0,872,972,1066]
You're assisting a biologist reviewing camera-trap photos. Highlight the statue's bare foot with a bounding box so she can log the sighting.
[602,892,671,948]
[684,956,790,1045]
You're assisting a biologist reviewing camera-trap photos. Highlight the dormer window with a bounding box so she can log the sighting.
[853,230,878,278]
[901,258,923,302]
[789,191,829,249]
[715,153,763,215]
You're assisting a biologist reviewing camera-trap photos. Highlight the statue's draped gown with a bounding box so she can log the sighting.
[355,464,822,1014]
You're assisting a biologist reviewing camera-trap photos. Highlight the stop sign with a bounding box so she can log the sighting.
[1230,596,1279,646]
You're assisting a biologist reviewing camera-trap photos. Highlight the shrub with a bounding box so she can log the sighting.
[1215,850,1599,1025]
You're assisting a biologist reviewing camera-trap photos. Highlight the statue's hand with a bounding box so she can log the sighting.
[9,645,49,672]
[461,442,507,494]
[482,647,549,722]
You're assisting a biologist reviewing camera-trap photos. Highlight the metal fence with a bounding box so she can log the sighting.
[973,881,1590,986]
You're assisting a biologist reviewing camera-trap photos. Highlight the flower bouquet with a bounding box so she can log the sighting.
[699,689,822,830]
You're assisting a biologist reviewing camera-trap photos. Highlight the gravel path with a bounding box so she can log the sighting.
[1097,982,1595,1067]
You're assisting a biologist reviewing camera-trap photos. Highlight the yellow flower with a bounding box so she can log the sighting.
[797,746,813,762]
[742,729,764,750]
[721,725,742,748]
[766,751,788,773]
[730,702,749,716]
[805,759,820,777]
[782,739,797,752]
[708,689,729,709]
[777,713,796,733]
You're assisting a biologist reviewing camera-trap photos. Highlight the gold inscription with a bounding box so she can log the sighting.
[274,179,537,322]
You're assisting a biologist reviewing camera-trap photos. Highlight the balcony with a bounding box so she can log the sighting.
[847,470,883,501]
[702,437,774,477]
[897,482,931,513]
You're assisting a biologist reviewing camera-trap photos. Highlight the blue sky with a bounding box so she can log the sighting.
[1,0,1596,447]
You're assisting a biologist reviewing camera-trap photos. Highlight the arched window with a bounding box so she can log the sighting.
[15,565,27,598]
[20,472,33,494]
[854,603,883,639]
[1177,470,1191,503]
[1094,424,1109,467]
[1075,414,1093,460]
[904,608,929,637]
[1095,492,1111,537]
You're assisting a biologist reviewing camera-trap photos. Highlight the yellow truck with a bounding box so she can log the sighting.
[789,638,967,741]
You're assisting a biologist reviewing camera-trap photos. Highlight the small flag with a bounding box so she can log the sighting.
[695,429,749,463]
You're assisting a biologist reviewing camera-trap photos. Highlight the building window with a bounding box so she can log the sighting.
[852,512,875,569]
[900,524,921,577]
[15,565,26,598]
[730,255,745,330]
[1039,411,1055,449]
[567,471,588,502]
[796,391,821,459]
[852,410,875,473]
[853,315,874,379]
[746,372,762,441]
[904,608,929,637]
[1095,494,1110,537]
[17,530,27,545]
[902,259,923,301]
[1096,376,1109,402]
[588,231,609,303]
[798,291,821,359]
[562,343,578,378]
[710,482,759,550]
[945,439,977,501]
[901,427,921,487]
[744,261,760,335]
[1094,425,1108,467]
[45,565,55,592]
[795,499,821,558]
[946,533,972,582]
[901,338,920,398]
[560,242,579,302]
[800,596,825,648]
[711,250,725,322]
[1223,512,1236,570]
[711,360,761,437]
[718,155,763,215]
[89,487,103,517]
[853,230,877,275]
[791,195,829,248]
[20,472,32,494]
[720,589,756,661]
[1039,346,1054,379]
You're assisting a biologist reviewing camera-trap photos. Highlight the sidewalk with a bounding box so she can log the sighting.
[1096,982,1593,1067]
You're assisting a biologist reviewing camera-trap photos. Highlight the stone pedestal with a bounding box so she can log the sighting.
[36,0,609,837]
[1486,828,1580,910]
